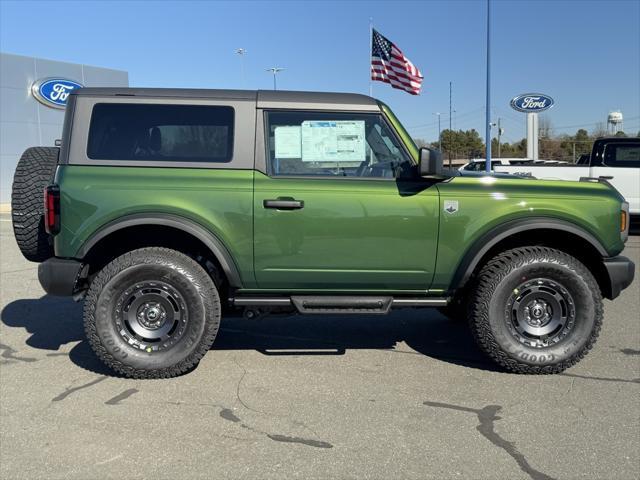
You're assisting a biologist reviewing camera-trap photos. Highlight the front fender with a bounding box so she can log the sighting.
[446,217,608,292]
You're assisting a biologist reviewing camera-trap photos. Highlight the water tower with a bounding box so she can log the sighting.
[608,111,624,134]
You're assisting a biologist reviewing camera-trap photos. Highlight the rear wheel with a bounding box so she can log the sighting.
[469,246,602,374]
[84,247,221,378]
[11,147,59,262]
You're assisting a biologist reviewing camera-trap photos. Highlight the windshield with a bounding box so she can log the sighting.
[379,102,419,163]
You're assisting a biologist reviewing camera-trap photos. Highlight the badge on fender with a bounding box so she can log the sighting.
[444,200,459,214]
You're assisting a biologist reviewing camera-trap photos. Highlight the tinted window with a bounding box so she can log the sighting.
[87,104,234,162]
[603,144,640,168]
[265,111,413,178]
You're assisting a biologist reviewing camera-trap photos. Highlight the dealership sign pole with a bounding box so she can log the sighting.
[484,0,492,173]
[510,93,555,160]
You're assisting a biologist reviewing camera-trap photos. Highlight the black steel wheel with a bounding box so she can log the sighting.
[507,278,576,349]
[115,281,189,352]
[469,246,603,374]
[84,247,221,378]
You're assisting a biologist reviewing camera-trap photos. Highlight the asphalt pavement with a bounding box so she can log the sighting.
[1,212,638,480]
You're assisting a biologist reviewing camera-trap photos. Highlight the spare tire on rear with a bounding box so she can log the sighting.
[11,147,60,262]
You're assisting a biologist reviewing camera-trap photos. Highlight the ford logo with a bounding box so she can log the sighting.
[510,93,554,113]
[31,78,83,109]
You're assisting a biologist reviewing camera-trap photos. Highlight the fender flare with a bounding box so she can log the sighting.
[77,213,243,288]
[450,217,608,291]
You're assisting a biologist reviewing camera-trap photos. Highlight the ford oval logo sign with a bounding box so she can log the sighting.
[510,93,554,113]
[31,78,83,109]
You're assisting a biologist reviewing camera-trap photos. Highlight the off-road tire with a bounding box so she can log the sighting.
[84,247,221,379]
[11,147,59,262]
[469,246,603,374]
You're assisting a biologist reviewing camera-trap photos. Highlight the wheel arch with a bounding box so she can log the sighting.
[451,217,611,296]
[77,213,243,288]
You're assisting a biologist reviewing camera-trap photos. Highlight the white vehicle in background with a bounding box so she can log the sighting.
[490,138,640,220]
[459,158,568,172]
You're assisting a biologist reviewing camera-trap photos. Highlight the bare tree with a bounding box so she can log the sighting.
[592,122,607,138]
[538,115,553,139]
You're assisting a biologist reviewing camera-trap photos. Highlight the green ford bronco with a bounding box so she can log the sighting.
[11,88,635,378]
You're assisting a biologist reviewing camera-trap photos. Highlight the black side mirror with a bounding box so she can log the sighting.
[419,147,443,177]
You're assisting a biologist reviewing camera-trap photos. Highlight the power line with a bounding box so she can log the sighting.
[406,106,484,128]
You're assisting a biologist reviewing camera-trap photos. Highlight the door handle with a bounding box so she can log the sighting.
[263,198,304,210]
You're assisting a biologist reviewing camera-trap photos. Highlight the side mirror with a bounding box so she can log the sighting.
[419,147,443,177]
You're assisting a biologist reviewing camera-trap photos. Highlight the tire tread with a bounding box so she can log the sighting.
[11,147,59,262]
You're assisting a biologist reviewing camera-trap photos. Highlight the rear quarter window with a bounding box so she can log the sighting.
[87,103,234,162]
[603,143,640,168]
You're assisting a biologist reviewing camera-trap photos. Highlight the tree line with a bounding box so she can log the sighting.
[414,125,639,163]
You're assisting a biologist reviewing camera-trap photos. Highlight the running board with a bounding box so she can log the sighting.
[231,296,448,314]
[292,296,393,314]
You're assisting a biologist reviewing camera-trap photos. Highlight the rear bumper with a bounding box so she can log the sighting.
[38,258,83,296]
[603,255,635,300]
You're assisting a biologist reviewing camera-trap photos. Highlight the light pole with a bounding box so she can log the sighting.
[449,82,453,167]
[484,0,492,173]
[235,48,246,87]
[266,67,284,90]
[433,112,441,151]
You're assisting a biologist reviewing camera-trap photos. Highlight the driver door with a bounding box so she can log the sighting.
[253,109,440,292]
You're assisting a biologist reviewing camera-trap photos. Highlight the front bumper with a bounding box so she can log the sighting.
[603,255,635,300]
[38,258,84,296]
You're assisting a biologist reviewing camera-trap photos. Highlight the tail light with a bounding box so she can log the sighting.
[44,185,60,235]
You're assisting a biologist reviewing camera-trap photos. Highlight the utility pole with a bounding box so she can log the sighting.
[497,118,502,158]
[433,112,442,151]
[449,81,452,168]
[266,67,284,90]
[235,48,246,87]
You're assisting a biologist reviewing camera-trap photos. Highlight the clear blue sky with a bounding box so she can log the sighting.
[1,0,639,144]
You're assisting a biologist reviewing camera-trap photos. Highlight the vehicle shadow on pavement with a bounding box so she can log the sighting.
[214,309,499,371]
[1,295,498,376]
[0,295,114,375]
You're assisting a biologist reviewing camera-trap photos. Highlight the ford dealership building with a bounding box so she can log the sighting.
[0,52,129,204]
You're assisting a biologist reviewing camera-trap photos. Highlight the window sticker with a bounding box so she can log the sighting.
[274,126,302,158]
[301,120,366,162]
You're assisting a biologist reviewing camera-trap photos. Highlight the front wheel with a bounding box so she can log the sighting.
[84,247,221,378]
[469,246,603,374]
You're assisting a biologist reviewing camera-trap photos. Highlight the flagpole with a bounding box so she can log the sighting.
[484,0,492,173]
[369,17,373,97]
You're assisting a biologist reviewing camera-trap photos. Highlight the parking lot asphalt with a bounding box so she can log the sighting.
[0,212,638,480]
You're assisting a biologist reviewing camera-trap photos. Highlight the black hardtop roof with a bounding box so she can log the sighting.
[72,88,379,108]
[594,136,640,143]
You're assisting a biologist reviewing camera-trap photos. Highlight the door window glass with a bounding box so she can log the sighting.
[266,111,413,178]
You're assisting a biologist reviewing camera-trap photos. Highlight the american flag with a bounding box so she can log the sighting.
[371,29,423,95]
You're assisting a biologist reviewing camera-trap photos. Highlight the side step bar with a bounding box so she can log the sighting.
[231,296,448,315]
